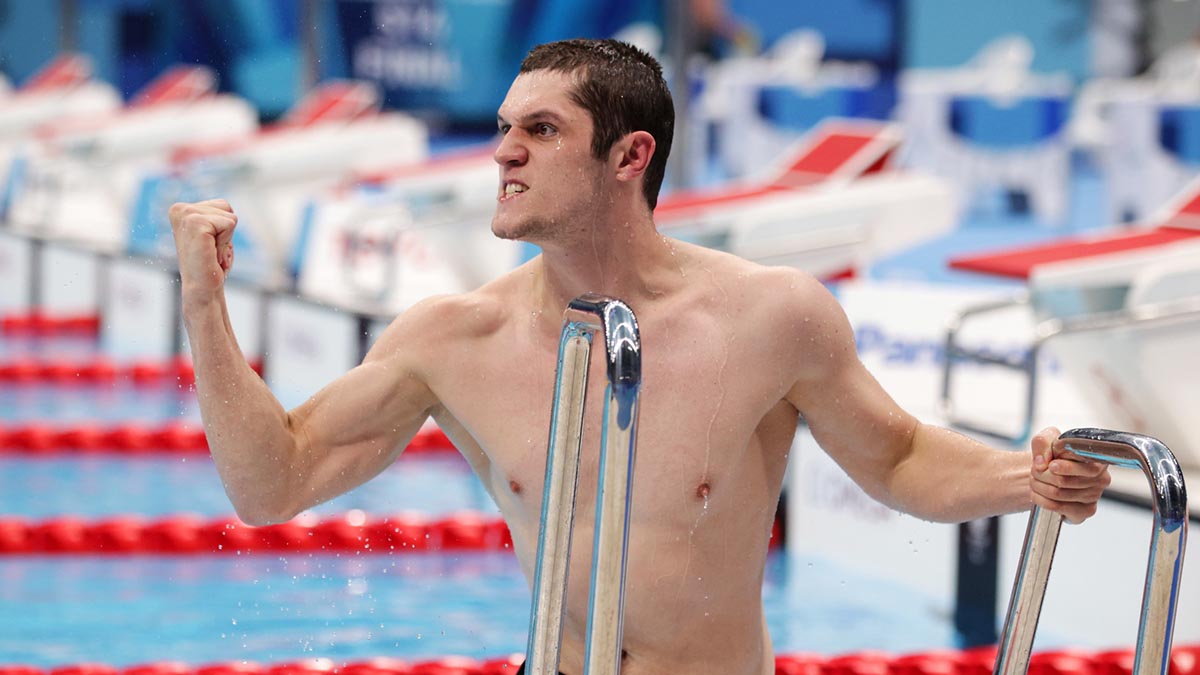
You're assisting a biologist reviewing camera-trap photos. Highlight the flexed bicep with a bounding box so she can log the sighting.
[280,352,438,514]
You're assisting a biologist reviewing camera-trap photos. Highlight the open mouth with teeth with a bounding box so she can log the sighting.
[501,182,528,200]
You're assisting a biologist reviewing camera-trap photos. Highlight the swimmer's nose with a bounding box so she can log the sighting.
[494,130,528,167]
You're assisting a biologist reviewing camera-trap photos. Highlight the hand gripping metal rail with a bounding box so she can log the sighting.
[995,428,1188,675]
[525,295,642,675]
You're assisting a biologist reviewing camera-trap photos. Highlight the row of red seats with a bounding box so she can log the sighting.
[0,647,1197,675]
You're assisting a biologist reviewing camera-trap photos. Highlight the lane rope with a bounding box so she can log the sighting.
[0,356,233,386]
[0,423,454,456]
[0,647,1196,675]
[0,511,785,555]
[0,313,101,336]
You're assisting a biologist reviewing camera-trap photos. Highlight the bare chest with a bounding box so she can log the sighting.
[430,322,797,526]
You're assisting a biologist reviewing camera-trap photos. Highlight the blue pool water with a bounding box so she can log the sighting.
[0,455,499,518]
[0,335,107,360]
[0,383,200,424]
[0,551,958,666]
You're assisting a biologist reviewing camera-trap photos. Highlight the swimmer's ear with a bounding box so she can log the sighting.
[612,130,656,182]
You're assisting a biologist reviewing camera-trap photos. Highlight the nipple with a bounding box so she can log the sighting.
[509,479,523,495]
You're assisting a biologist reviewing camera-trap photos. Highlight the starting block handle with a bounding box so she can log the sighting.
[994,428,1189,675]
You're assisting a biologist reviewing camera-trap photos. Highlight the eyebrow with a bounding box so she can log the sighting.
[497,110,567,127]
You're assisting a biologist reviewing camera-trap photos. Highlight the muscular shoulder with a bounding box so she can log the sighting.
[686,247,834,320]
[712,258,857,381]
[367,291,506,361]
[365,263,533,364]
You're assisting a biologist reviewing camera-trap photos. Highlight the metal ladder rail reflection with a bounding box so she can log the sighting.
[525,294,642,675]
[995,428,1189,675]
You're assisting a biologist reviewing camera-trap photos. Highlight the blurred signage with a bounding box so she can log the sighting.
[336,0,515,122]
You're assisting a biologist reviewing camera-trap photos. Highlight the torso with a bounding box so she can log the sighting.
[406,244,807,675]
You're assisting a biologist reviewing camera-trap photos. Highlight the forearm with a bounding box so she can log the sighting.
[887,423,1031,523]
[183,293,297,524]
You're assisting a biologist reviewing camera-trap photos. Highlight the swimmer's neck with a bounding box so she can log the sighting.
[531,217,685,319]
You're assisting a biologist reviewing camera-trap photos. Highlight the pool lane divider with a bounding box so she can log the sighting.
[0,356,231,386]
[0,312,101,336]
[0,423,454,456]
[0,647,1198,675]
[0,511,786,555]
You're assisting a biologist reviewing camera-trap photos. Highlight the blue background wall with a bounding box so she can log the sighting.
[0,0,1093,123]
[903,0,1091,77]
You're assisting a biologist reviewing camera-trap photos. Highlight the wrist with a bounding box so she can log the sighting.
[181,285,223,318]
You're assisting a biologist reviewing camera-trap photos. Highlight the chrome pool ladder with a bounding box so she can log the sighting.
[995,428,1188,675]
[525,294,642,675]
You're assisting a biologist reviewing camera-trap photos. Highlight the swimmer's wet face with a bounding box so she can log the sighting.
[491,70,610,245]
[516,38,675,211]
[491,38,675,244]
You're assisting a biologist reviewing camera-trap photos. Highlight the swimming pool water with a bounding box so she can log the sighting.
[0,383,200,424]
[0,456,499,518]
[0,551,959,666]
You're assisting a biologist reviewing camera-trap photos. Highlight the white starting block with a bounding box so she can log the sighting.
[126,79,429,291]
[0,55,121,322]
[293,146,518,316]
[0,54,122,219]
[658,118,957,280]
[4,65,259,250]
[100,80,429,370]
[945,175,1200,475]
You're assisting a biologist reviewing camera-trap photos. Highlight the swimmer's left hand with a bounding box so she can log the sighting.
[1028,426,1112,524]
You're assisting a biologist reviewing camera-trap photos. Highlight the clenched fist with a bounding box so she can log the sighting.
[168,199,238,307]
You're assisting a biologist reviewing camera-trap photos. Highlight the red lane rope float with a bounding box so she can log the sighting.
[0,511,786,554]
[0,512,513,555]
[0,356,220,386]
[0,647,1197,675]
[0,423,454,456]
[0,312,101,336]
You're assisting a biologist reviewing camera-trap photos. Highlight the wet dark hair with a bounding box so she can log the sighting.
[520,38,675,211]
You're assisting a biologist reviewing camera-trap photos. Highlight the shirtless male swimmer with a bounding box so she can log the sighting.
[169,39,1111,675]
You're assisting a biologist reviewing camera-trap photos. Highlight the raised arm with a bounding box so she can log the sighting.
[780,273,1109,524]
[170,200,439,525]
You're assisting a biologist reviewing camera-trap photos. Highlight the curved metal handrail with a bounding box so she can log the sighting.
[995,428,1189,675]
[525,294,642,675]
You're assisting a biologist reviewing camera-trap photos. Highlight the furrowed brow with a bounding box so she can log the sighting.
[498,110,566,128]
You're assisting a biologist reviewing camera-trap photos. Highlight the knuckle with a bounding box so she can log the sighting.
[168,202,191,223]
